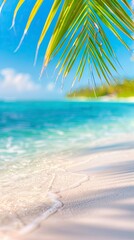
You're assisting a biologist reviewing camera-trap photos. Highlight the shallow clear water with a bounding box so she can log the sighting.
[0,100,134,164]
[0,100,134,230]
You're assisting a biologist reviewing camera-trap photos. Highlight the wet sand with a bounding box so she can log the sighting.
[1,134,134,240]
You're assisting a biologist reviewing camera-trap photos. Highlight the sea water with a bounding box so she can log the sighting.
[0,100,134,231]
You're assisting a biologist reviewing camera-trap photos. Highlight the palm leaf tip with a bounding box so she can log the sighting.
[14,0,44,52]
[10,0,25,29]
[0,0,6,13]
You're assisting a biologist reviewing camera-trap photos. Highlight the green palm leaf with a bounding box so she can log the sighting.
[1,0,134,85]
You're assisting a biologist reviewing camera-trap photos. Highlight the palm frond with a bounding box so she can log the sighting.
[1,0,134,85]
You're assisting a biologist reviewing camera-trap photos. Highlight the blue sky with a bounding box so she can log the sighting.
[0,0,134,100]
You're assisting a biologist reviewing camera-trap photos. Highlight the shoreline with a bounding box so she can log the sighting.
[66,96,134,103]
[1,133,134,240]
[0,97,134,103]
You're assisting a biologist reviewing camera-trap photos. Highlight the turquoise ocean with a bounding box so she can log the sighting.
[0,101,134,165]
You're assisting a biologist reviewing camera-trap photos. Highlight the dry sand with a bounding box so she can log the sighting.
[1,134,134,240]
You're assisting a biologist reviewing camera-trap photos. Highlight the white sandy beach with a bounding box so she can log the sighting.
[1,133,134,240]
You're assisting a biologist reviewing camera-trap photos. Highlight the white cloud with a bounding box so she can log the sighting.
[0,68,40,92]
[46,83,55,92]
[0,68,63,99]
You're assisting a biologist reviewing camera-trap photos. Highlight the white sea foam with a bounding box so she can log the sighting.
[15,157,90,236]
[20,192,63,235]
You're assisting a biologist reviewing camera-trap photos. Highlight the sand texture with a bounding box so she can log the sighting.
[1,134,134,240]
